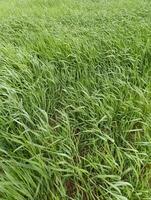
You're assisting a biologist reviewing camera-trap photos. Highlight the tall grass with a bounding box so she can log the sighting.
[0,0,151,199]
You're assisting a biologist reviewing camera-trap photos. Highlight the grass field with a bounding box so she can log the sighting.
[1,0,151,199]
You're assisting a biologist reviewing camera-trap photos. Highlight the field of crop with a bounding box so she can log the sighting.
[1,0,151,199]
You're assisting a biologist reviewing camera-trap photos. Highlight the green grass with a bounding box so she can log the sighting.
[0,0,151,199]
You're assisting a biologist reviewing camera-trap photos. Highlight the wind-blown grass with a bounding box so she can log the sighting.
[0,0,151,199]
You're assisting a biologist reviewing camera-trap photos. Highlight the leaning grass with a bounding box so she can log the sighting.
[0,0,151,199]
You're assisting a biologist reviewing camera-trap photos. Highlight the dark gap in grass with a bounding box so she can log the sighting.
[65,178,77,199]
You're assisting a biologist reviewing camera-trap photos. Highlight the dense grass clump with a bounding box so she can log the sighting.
[1,0,151,199]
